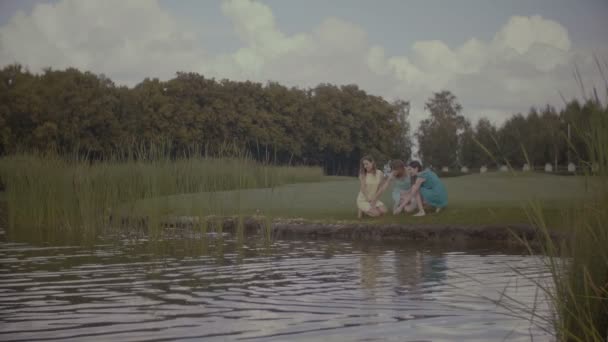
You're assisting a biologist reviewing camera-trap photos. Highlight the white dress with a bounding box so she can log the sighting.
[356,169,385,211]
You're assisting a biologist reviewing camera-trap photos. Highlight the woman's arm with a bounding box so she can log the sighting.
[410,177,425,193]
[371,172,394,202]
[359,174,369,200]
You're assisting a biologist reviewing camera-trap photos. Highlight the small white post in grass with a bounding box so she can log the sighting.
[568,163,576,173]
[522,163,531,172]
[545,163,553,172]
[441,166,449,173]
[499,165,508,172]
[480,166,488,173]
[460,166,469,173]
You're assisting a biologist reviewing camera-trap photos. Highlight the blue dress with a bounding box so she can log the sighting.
[418,169,448,208]
[391,176,411,206]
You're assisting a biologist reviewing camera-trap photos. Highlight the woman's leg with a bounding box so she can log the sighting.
[413,192,426,216]
[398,190,417,213]
[403,199,417,213]
[394,191,413,214]
[365,208,381,217]
[365,202,388,217]
[377,204,388,215]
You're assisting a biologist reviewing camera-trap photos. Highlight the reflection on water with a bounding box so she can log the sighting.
[0,235,553,341]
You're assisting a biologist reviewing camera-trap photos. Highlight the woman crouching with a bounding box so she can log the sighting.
[371,160,418,215]
[356,155,388,218]
[404,161,448,216]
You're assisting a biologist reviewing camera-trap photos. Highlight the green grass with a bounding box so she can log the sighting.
[133,171,591,228]
[0,151,324,242]
[521,99,608,341]
[487,87,607,341]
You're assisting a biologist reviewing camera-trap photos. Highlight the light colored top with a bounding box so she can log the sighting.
[356,169,385,211]
[360,169,383,199]
[391,175,411,203]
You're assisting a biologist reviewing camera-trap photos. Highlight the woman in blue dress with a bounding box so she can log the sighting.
[371,160,418,214]
[405,161,448,216]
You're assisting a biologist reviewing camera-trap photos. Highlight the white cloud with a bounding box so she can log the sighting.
[0,0,206,84]
[493,15,571,54]
[0,0,605,128]
[212,0,313,77]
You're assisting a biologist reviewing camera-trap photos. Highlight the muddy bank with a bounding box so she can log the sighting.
[271,220,552,243]
[107,215,558,243]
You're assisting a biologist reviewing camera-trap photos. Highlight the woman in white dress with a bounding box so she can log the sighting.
[356,155,388,218]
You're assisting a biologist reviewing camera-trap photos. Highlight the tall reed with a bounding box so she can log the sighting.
[535,95,608,342]
[0,148,323,243]
[496,93,608,340]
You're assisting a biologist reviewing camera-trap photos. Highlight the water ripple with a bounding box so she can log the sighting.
[0,239,554,341]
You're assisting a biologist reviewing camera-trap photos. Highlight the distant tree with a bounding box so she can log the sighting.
[496,106,568,169]
[9,64,601,176]
[497,113,528,167]
[417,90,466,168]
[473,118,499,167]
[458,119,478,168]
[392,99,413,161]
[540,105,566,169]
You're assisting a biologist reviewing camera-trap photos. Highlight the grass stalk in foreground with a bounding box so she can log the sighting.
[510,95,608,341]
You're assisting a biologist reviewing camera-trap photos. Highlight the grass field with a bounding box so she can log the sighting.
[135,171,593,229]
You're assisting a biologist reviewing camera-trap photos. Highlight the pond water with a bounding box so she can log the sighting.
[0,235,554,341]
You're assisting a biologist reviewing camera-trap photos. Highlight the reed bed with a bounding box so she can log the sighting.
[494,89,608,341]
[0,149,322,243]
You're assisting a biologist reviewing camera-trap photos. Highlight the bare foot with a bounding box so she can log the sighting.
[413,211,426,217]
[404,203,417,213]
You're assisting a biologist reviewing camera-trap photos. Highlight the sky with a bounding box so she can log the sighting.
[1,0,607,128]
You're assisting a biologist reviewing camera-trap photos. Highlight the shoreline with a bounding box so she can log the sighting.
[108,215,558,243]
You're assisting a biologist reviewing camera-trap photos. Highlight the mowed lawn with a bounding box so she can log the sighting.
[136,172,593,229]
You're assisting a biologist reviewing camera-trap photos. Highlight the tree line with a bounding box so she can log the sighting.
[418,90,604,171]
[0,64,411,175]
[0,64,603,174]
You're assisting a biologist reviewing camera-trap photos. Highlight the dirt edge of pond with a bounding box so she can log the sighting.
[108,215,560,243]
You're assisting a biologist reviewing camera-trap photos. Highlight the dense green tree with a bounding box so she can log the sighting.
[417,90,466,168]
[458,120,477,168]
[473,118,500,167]
[497,113,528,167]
[391,99,413,161]
[0,65,411,175]
[2,63,602,174]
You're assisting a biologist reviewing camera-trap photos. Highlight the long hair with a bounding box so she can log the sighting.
[408,160,423,172]
[390,159,406,178]
[408,160,423,184]
[359,155,376,176]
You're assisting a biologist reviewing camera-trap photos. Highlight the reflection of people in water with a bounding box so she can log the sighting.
[393,248,447,295]
[358,245,448,299]
[422,254,448,284]
[393,249,424,291]
[360,247,380,294]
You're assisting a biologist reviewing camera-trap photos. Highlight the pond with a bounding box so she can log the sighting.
[0,234,554,341]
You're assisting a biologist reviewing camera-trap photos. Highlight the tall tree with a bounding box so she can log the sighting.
[392,99,412,161]
[473,118,499,167]
[540,105,566,169]
[417,90,466,168]
[458,119,478,168]
[498,113,528,167]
